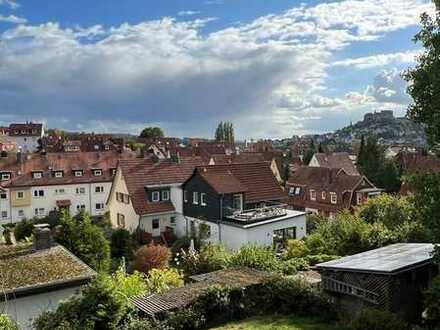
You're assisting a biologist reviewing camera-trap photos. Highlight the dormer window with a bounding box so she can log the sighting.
[74,170,83,177]
[32,171,43,179]
[152,191,160,202]
[162,190,170,201]
[322,191,326,200]
[93,169,102,176]
[54,171,64,178]
[310,189,316,201]
[1,172,11,181]
[330,192,337,204]
[111,168,117,175]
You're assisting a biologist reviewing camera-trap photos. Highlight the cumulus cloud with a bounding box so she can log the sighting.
[0,14,26,24]
[0,0,19,10]
[333,50,421,69]
[0,0,434,138]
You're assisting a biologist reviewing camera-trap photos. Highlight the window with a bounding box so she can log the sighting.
[34,208,45,217]
[1,211,7,219]
[95,186,104,193]
[184,190,188,203]
[330,192,337,204]
[356,193,363,205]
[54,171,63,178]
[201,193,207,206]
[95,203,104,210]
[117,213,125,228]
[18,210,24,217]
[55,188,65,195]
[193,192,198,205]
[1,173,11,181]
[32,172,42,179]
[152,218,160,229]
[162,190,170,201]
[295,187,301,195]
[76,204,86,211]
[170,216,176,226]
[232,194,243,211]
[273,227,297,245]
[33,190,44,198]
[116,192,130,204]
[111,168,117,175]
[322,191,326,200]
[152,191,160,202]
[0,192,7,199]
[74,170,83,177]
[310,190,316,201]
[93,169,102,176]
[76,187,86,195]
[16,191,24,199]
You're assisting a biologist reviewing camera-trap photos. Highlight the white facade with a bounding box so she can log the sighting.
[0,287,80,330]
[1,181,112,224]
[183,209,307,250]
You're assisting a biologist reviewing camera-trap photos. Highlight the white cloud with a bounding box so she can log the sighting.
[178,10,201,17]
[0,14,26,24]
[0,0,434,138]
[333,50,421,69]
[0,0,19,10]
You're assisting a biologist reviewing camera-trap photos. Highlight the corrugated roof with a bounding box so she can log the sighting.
[316,243,434,274]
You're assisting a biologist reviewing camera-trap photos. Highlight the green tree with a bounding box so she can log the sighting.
[55,211,111,272]
[214,121,234,144]
[139,127,164,140]
[0,314,18,330]
[403,12,440,148]
[111,228,134,260]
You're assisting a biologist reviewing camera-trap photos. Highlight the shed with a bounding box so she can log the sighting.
[315,243,438,322]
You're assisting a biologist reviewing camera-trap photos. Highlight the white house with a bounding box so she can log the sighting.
[0,227,95,329]
[8,122,44,153]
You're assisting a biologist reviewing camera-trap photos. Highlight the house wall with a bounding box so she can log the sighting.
[0,287,80,330]
[182,212,306,250]
[10,136,41,153]
[308,155,319,167]
[107,168,139,232]
[0,189,11,223]
[139,212,174,233]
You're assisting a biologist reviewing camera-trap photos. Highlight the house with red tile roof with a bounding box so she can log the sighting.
[182,162,306,249]
[287,166,382,218]
[309,152,360,176]
[0,150,135,223]
[106,156,204,243]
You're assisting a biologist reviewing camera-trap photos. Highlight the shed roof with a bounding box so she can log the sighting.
[315,243,434,275]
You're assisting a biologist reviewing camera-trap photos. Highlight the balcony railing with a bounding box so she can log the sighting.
[226,202,288,222]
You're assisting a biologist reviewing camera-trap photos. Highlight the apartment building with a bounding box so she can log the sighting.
[0,150,135,223]
[8,122,44,152]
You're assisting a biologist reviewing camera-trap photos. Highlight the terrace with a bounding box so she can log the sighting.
[226,202,288,223]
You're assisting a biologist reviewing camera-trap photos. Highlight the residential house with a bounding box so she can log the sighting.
[0,150,135,223]
[0,226,96,329]
[308,152,360,176]
[41,133,124,153]
[8,122,44,152]
[0,136,17,152]
[287,166,381,218]
[106,156,203,243]
[315,243,438,322]
[182,162,306,250]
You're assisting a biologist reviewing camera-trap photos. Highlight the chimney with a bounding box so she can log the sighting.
[33,224,53,250]
[16,148,22,164]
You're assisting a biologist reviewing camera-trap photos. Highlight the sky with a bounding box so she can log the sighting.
[0,0,436,139]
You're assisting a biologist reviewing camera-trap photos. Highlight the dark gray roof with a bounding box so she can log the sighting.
[315,243,435,275]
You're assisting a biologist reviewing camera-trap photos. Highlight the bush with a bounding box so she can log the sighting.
[304,254,339,265]
[285,239,308,258]
[171,236,201,256]
[0,314,18,330]
[424,276,440,327]
[111,229,135,260]
[230,245,281,272]
[279,258,309,275]
[146,268,184,294]
[13,218,34,241]
[347,309,409,330]
[134,244,170,273]
[111,267,148,299]
[177,244,231,276]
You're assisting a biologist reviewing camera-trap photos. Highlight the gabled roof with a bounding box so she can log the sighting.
[0,243,96,300]
[193,162,286,203]
[209,152,266,165]
[311,152,359,176]
[119,156,204,215]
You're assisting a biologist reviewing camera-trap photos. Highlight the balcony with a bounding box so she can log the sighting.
[226,202,288,223]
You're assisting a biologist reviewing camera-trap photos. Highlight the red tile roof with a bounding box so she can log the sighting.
[119,156,204,215]
[195,162,286,203]
[311,152,359,176]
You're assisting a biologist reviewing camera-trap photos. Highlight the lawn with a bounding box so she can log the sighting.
[209,314,338,330]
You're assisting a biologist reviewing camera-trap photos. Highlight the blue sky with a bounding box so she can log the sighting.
[0,0,435,138]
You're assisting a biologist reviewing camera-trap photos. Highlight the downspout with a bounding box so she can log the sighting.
[88,184,92,215]
[218,194,223,242]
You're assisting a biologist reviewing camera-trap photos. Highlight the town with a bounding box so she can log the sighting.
[1,1,440,330]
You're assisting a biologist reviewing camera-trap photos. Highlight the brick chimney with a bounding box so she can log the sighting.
[33,224,53,250]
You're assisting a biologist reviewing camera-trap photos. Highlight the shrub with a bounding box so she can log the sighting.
[171,236,201,256]
[347,309,409,330]
[111,229,135,260]
[0,314,18,330]
[134,244,170,273]
[178,244,231,276]
[285,239,308,258]
[230,245,281,272]
[304,254,339,265]
[111,267,148,299]
[279,258,309,275]
[424,276,440,327]
[146,268,184,294]
[13,218,34,241]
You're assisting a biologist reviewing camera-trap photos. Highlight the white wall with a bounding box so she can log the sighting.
[308,155,319,167]
[0,287,80,330]
[182,211,307,250]
[10,136,40,153]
